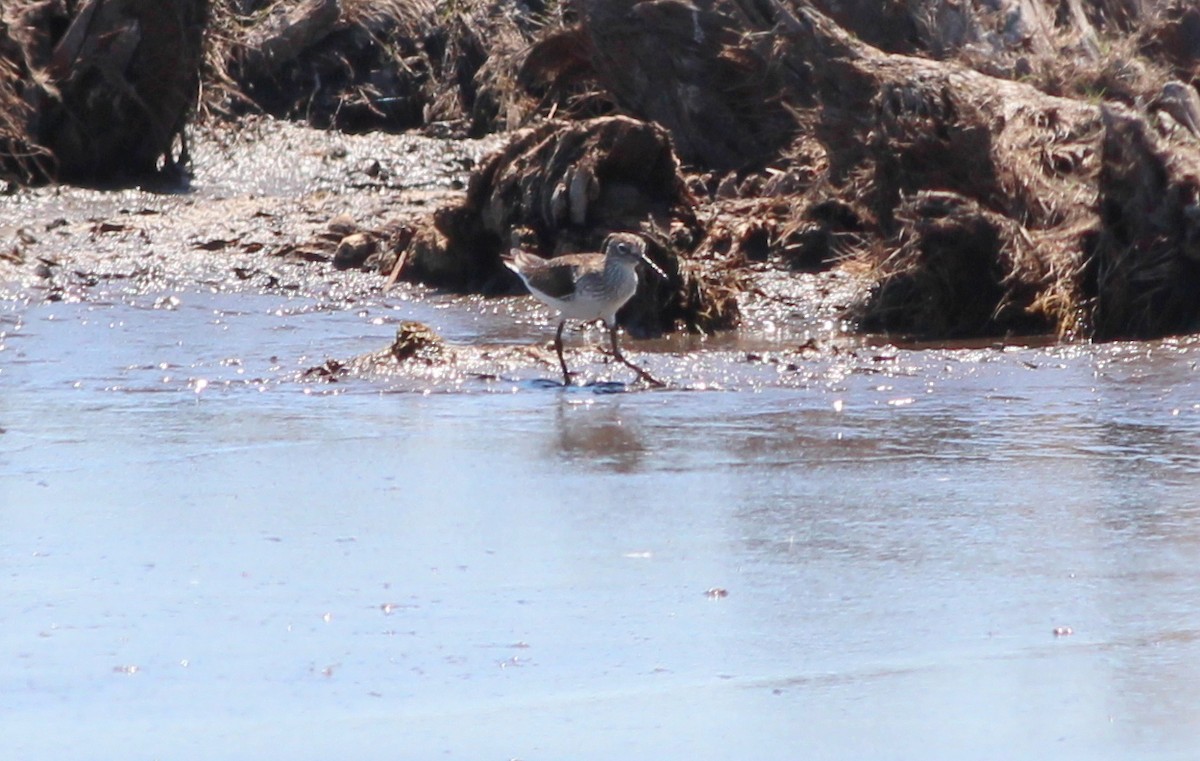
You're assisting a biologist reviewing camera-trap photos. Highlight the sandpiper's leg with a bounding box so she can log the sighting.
[554,320,571,385]
[609,325,665,387]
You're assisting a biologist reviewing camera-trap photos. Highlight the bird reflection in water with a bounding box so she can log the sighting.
[550,398,646,473]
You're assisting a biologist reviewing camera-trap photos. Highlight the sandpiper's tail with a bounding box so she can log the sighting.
[503,248,548,275]
[504,227,542,274]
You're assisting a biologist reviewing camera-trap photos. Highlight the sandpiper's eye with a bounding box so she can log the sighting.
[617,243,629,254]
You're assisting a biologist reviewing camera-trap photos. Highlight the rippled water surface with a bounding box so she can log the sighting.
[3,286,1200,760]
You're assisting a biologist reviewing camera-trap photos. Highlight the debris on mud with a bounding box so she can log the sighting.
[302,321,448,381]
[298,318,671,389]
[387,320,444,363]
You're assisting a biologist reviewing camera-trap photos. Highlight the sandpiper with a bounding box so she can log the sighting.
[504,231,666,386]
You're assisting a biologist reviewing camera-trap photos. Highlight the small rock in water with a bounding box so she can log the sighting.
[1052,626,1073,637]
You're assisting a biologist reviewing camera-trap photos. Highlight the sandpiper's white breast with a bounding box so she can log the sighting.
[558,257,639,324]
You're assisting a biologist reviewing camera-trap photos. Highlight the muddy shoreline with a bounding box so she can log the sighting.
[0,115,870,389]
[0,118,497,296]
[4,0,1200,377]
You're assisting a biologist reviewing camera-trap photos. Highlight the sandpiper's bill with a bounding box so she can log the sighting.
[504,232,665,387]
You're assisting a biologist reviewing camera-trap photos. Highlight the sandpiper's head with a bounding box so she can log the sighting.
[603,233,666,278]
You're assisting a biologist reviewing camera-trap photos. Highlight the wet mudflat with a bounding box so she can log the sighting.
[3,283,1200,761]
[3,120,1200,760]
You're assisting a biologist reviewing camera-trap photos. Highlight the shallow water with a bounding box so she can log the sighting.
[3,282,1200,760]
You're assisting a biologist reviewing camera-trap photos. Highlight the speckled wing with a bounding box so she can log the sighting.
[505,250,587,301]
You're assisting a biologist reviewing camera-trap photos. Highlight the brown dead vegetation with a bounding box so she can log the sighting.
[370,0,1200,340]
[212,0,438,131]
[0,30,45,184]
[778,2,1200,341]
[1,0,207,183]
[203,0,552,135]
[853,190,1086,339]
[6,0,1200,342]
[1087,105,1200,338]
[575,0,798,171]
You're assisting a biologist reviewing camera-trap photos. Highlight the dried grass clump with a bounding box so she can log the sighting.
[0,25,49,183]
[853,191,1084,339]
[797,23,1105,339]
[202,0,558,135]
[1,0,207,183]
[214,0,435,131]
[858,65,1108,234]
[422,2,559,136]
[517,23,616,123]
[1086,106,1200,338]
[1143,1,1200,76]
[1028,33,1173,109]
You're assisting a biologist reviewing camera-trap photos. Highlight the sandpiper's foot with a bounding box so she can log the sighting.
[606,332,665,387]
[607,351,665,386]
[626,362,665,388]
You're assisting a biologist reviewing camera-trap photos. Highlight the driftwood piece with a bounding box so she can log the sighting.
[1154,81,1200,137]
[805,0,1101,60]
